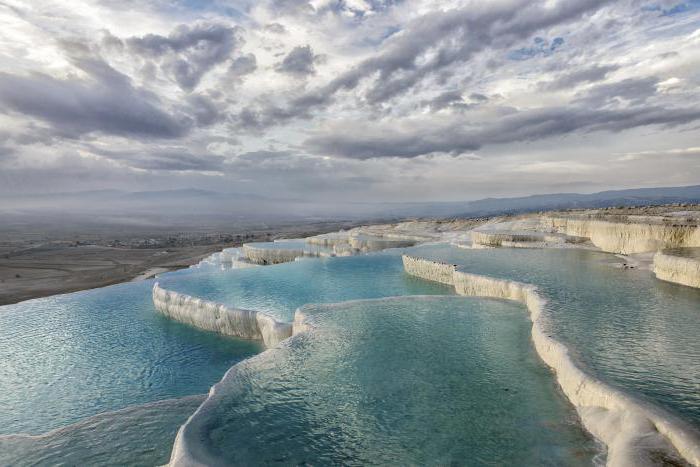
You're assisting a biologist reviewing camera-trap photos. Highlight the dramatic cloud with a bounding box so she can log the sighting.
[275,45,318,76]
[508,36,565,61]
[242,0,615,127]
[574,76,662,106]
[230,54,257,78]
[0,0,698,201]
[89,146,226,172]
[305,105,700,159]
[0,65,190,139]
[539,64,619,91]
[420,91,489,112]
[127,22,241,90]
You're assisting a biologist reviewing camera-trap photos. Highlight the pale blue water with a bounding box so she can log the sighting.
[410,244,700,428]
[0,279,262,436]
[160,252,453,322]
[184,297,597,466]
[0,250,457,465]
[0,395,205,466]
[2,241,698,465]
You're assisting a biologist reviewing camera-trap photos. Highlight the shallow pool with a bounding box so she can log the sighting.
[3,241,698,465]
[180,296,597,465]
[0,279,262,436]
[160,251,453,322]
[410,244,700,428]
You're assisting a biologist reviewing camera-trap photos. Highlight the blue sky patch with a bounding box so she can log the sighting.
[642,0,700,16]
[508,36,565,61]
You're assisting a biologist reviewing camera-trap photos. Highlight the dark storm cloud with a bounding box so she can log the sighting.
[239,0,612,128]
[538,64,619,91]
[0,59,191,139]
[127,22,241,90]
[304,105,700,159]
[275,45,318,76]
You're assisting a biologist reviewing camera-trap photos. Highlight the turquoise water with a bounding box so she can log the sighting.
[160,252,453,322]
[410,244,700,428]
[0,279,262,436]
[183,297,596,465]
[3,241,698,465]
[0,250,452,464]
[0,395,205,466]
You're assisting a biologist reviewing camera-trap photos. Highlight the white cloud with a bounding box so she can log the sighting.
[0,0,698,201]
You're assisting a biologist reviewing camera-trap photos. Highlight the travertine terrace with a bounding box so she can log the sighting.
[152,283,292,347]
[654,250,700,288]
[402,254,700,467]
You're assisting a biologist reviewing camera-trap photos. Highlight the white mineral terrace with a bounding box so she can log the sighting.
[653,251,700,289]
[402,254,700,467]
[240,233,424,265]
[240,244,311,265]
[230,258,260,268]
[468,213,700,254]
[155,216,700,465]
[470,229,588,248]
[306,222,441,255]
[152,283,292,347]
[543,216,700,254]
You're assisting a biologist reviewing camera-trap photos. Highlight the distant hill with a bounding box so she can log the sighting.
[457,185,700,216]
[344,185,700,218]
[1,185,699,228]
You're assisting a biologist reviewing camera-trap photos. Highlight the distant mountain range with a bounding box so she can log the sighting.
[427,184,700,217]
[1,185,699,227]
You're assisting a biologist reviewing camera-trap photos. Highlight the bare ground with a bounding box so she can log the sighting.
[0,220,366,306]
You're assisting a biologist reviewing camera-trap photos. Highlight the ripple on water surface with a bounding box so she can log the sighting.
[410,244,700,428]
[160,252,453,322]
[182,296,597,466]
[0,395,205,467]
[0,279,262,435]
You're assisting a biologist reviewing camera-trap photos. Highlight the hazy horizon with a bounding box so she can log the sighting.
[2,184,699,233]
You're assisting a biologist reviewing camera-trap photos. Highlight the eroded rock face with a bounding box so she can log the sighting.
[241,244,308,265]
[401,255,456,285]
[152,283,292,347]
[654,251,700,289]
[544,217,700,254]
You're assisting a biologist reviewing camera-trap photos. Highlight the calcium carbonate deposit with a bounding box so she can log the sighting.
[1,214,699,466]
[152,283,292,347]
[402,254,700,467]
[543,215,700,254]
[654,249,700,288]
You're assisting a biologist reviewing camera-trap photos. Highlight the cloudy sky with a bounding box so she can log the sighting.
[0,0,698,202]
